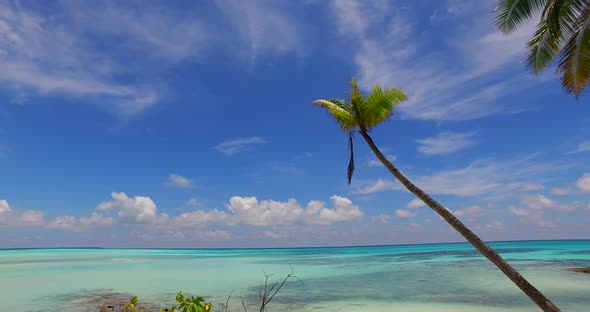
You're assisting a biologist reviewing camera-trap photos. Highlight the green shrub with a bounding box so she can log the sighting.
[160,291,213,312]
[122,296,139,312]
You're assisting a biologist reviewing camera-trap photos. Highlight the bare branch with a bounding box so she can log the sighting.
[258,265,303,312]
[222,290,234,312]
[241,296,248,312]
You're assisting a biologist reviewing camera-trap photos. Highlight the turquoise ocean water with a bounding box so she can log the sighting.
[1,240,589,311]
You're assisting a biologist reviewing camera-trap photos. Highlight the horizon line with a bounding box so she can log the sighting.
[1,238,589,251]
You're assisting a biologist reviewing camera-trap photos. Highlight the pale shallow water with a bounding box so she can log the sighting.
[1,240,589,311]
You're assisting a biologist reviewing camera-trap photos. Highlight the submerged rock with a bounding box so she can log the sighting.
[53,289,162,312]
[98,302,159,312]
[567,267,590,274]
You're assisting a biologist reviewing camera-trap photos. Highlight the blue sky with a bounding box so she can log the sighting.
[0,0,589,248]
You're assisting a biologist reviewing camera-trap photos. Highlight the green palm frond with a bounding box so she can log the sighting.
[495,0,549,33]
[312,99,357,130]
[313,79,408,186]
[557,3,590,95]
[544,0,585,39]
[349,78,366,127]
[525,0,580,73]
[312,99,349,113]
[544,0,563,38]
[526,20,561,73]
[496,0,590,97]
[363,85,407,130]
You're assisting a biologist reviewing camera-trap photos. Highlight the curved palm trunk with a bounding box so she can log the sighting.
[359,130,560,312]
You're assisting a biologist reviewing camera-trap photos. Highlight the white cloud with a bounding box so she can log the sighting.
[329,0,540,121]
[68,3,208,62]
[161,230,231,241]
[307,196,365,225]
[0,199,10,214]
[199,230,231,241]
[171,209,235,227]
[0,61,159,115]
[0,1,300,116]
[353,156,561,197]
[372,214,390,224]
[2,194,364,230]
[367,154,396,167]
[509,204,561,230]
[486,220,505,231]
[570,141,590,153]
[97,192,164,224]
[227,196,303,226]
[508,206,530,217]
[171,195,364,227]
[551,187,572,196]
[0,200,44,227]
[184,198,202,208]
[520,194,556,210]
[536,220,556,229]
[172,231,185,240]
[0,210,44,227]
[576,173,590,193]
[523,183,544,191]
[454,205,481,217]
[214,0,301,63]
[227,195,363,226]
[330,0,377,37]
[214,137,266,155]
[395,209,416,218]
[0,2,180,115]
[352,179,395,195]
[46,212,114,232]
[14,210,44,226]
[407,198,425,209]
[416,131,477,155]
[508,194,576,229]
[520,194,576,212]
[167,173,193,188]
[264,230,287,239]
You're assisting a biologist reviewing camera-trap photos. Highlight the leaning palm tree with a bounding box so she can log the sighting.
[495,0,590,96]
[312,78,560,312]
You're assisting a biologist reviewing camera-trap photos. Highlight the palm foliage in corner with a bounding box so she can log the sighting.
[495,0,590,96]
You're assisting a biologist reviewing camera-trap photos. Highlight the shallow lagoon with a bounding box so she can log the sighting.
[1,240,589,311]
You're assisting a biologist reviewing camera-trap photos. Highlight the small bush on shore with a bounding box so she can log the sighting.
[160,292,213,312]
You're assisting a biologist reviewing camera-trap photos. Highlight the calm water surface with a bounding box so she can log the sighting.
[1,240,589,311]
